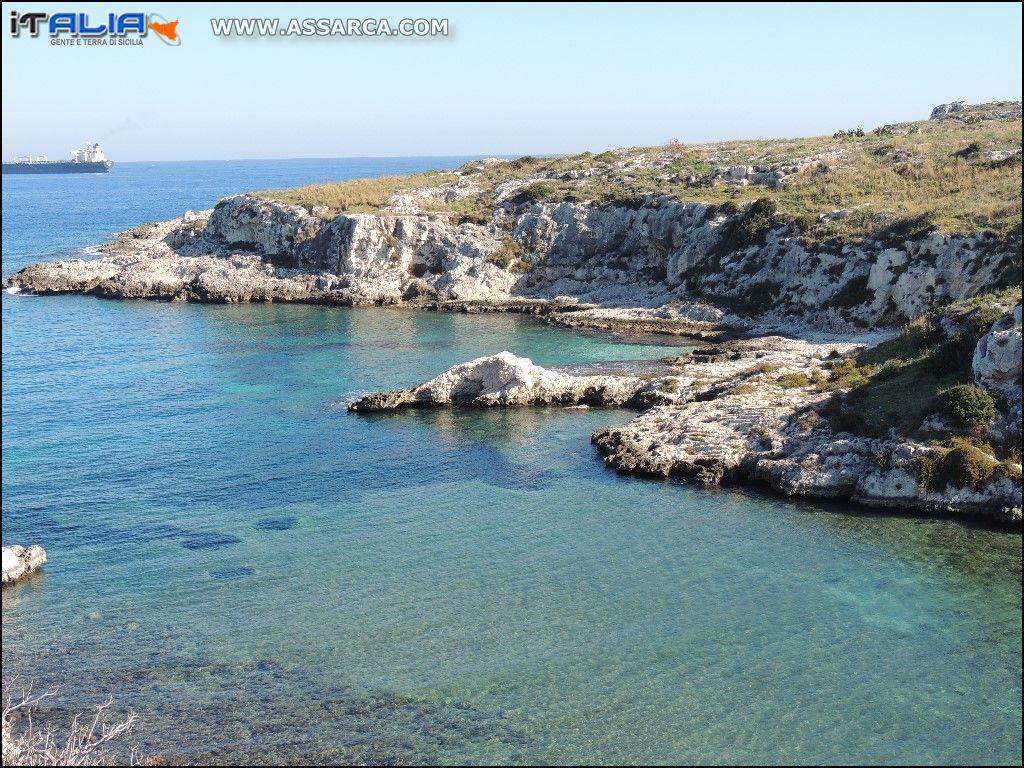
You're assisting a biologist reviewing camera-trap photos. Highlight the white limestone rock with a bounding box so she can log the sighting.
[6,192,1019,335]
[348,352,684,411]
[930,101,968,119]
[973,304,1022,395]
[2,545,47,584]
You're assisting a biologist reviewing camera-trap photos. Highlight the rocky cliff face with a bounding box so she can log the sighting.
[974,303,1023,396]
[199,195,1021,328]
[507,198,1017,329]
[196,195,517,303]
[13,192,1013,337]
[973,303,1023,433]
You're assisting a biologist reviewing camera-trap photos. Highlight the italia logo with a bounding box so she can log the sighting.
[9,11,180,45]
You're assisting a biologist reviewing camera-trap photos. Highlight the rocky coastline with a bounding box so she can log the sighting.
[4,102,1021,525]
[5,189,1018,338]
[349,335,1022,525]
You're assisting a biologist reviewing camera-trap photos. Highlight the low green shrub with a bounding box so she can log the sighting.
[831,275,873,308]
[712,198,778,257]
[821,358,873,391]
[487,239,530,271]
[826,405,871,436]
[915,450,947,492]
[776,372,811,388]
[508,155,539,170]
[730,383,757,396]
[916,443,999,492]
[512,183,556,206]
[657,378,681,394]
[944,444,999,489]
[945,435,997,456]
[1001,460,1023,484]
[939,384,997,430]
[952,141,982,159]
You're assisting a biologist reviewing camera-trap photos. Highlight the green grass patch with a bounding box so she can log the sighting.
[657,378,681,394]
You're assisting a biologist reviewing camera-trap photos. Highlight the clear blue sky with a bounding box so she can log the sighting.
[2,2,1021,161]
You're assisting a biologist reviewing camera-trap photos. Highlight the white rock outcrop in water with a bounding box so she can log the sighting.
[352,341,1022,524]
[348,351,684,411]
[2,545,47,584]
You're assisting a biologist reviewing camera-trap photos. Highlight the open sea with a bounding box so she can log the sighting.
[2,159,1021,765]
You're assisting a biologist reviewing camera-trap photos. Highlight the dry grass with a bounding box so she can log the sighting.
[250,102,1022,240]
[562,117,1022,240]
[256,171,455,214]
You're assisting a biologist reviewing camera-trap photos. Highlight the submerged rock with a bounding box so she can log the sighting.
[2,544,47,584]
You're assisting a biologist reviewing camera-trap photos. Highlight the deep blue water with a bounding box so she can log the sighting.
[2,160,1021,765]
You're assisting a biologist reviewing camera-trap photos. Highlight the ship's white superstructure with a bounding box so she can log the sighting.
[71,143,109,163]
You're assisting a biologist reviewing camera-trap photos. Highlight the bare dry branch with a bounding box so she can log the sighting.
[2,678,142,766]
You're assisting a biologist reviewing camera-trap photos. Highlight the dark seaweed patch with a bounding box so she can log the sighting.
[210,566,256,579]
[255,517,297,531]
[182,533,242,551]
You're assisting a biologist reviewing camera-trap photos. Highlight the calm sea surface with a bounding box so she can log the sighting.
[2,159,1021,764]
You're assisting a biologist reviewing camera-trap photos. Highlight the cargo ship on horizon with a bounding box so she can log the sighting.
[2,142,113,174]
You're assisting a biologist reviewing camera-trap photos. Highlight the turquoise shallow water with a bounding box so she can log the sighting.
[2,161,1022,765]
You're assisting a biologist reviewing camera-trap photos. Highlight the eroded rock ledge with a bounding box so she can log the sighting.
[350,339,1023,526]
[348,351,686,412]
